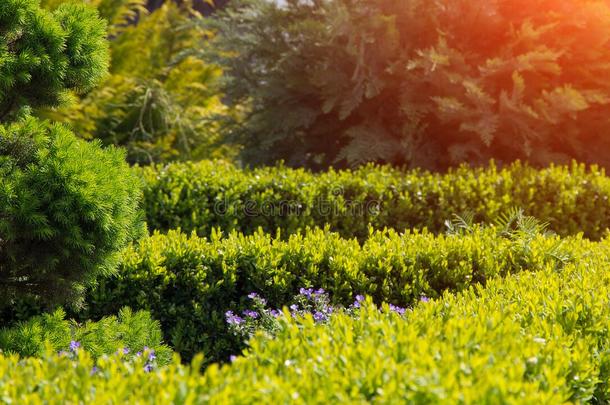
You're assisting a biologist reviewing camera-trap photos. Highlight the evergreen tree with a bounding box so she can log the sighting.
[0,0,144,308]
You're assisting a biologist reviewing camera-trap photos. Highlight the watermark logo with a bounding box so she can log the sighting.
[212,187,381,217]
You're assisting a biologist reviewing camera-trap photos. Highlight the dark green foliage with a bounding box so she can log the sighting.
[77,225,594,363]
[0,0,109,119]
[0,307,172,365]
[141,160,610,241]
[207,0,610,169]
[0,118,144,307]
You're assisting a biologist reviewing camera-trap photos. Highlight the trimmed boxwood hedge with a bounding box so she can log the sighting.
[141,160,610,240]
[3,255,610,402]
[76,225,605,363]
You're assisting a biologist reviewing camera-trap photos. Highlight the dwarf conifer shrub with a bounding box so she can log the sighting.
[0,0,143,308]
[0,307,172,366]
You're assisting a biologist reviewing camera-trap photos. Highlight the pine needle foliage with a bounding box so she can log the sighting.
[0,307,172,365]
[0,117,144,308]
[0,0,109,119]
[0,1,144,308]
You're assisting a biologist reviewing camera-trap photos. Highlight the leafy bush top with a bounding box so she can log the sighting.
[141,160,610,240]
[2,254,610,402]
[76,222,598,362]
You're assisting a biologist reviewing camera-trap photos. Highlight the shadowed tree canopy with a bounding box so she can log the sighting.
[206,0,610,171]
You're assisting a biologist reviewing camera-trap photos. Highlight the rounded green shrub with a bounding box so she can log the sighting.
[0,117,144,307]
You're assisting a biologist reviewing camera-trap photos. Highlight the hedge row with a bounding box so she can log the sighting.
[141,160,610,240]
[77,225,604,363]
[4,258,610,402]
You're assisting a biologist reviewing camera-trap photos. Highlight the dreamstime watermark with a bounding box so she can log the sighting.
[212,187,382,217]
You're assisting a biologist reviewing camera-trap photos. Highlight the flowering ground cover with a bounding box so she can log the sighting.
[1,253,609,402]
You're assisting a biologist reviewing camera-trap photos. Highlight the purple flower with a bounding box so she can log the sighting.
[290,304,299,312]
[69,341,81,352]
[270,309,281,318]
[148,351,156,361]
[313,311,327,322]
[314,288,326,296]
[389,304,406,315]
[137,351,142,357]
[226,310,245,325]
[90,366,99,375]
[420,296,430,303]
[243,310,259,319]
[123,347,130,355]
[352,295,365,308]
[230,355,237,362]
[144,364,153,373]
[248,292,267,305]
[299,288,314,298]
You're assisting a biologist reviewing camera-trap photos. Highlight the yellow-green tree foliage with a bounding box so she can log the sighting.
[41,0,229,165]
[41,0,146,36]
